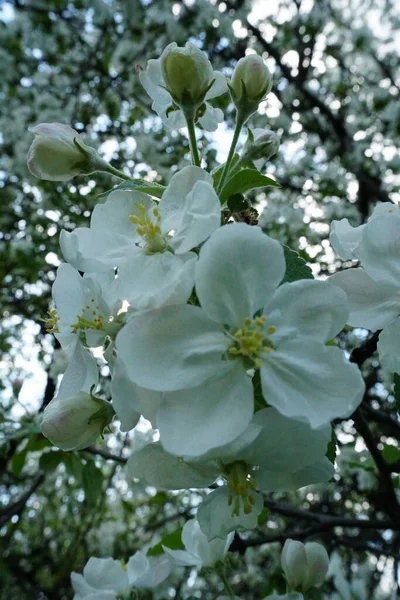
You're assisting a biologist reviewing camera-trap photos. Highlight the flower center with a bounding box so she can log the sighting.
[129,202,169,254]
[227,315,276,368]
[70,298,104,333]
[223,461,257,517]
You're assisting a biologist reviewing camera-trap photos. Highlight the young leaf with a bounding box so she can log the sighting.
[97,179,165,201]
[280,245,313,284]
[147,528,185,556]
[82,460,104,506]
[219,168,280,204]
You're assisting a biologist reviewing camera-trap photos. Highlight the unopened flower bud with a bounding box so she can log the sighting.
[281,540,307,591]
[302,542,330,591]
[41,391,114,451]
[229,54,273,121]
[281,539,329,593]
[242,128,280,166]
[161,42,215,111]
[27,123,106,182]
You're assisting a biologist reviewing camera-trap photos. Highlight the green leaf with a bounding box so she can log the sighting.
[326,428,337,465]
[280,245,313,284]
[82,460,104,506]
[148,528,184,557]
[39,450,65,473]
[211,154,240,189]
[382,444,400,464]
[64,453,84,484]
[97,179,166,201]
[12,435,54,476]
[257,507,269,527]
[393,373,400,410]
[219,169,280,204]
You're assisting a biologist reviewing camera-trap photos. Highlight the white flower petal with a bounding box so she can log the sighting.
[260,340,365,428]
[170,181,221,254]
[195,223,285,327]
[378,317,400,373]
[265,280,348,343]
[57,345,98,401]
[127,442,218,490]
[206,71,228,99]
[241,407,331,473]
[158,369,253,457]
[178,519,232,568]
[356,214,400,287]
[329,218,364,259]
[330,268,400,331]
[83,557,128,591]
[116,251,196,311]
[110,359,142,431]
[126,551,170,589]
[257,457,334,491]
[163,546,200,567]
[197,486,264,541]
[60,228,138,272]
[159,166,211,233]
[198,104,224,131]
[116,304,230,391]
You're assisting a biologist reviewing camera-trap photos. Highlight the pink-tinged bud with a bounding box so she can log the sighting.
[229,54,273,121]
[27,123,102,182]
[41,391,114,451]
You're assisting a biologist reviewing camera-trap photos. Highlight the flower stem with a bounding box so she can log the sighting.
[217,113,244,194]
[184,110,201,166]
[101,163,134,181]
[217,565,235,599]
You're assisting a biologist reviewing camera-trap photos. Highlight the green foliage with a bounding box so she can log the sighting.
[147,528,185,557]
[280,245,314,283]
[219,169,280,204]
[97,179,166,201]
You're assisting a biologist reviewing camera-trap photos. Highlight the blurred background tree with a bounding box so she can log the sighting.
[0,0,399,598]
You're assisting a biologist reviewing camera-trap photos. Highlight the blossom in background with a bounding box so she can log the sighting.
[281,539,330,593]
[117,223,364,447]
[60,166,221,311]
[71,552,171,600]
[163,519,233,568]
[330,202,400,372]
[139,42,227,131]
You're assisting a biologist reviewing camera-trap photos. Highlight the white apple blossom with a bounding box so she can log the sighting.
[117,223,364,433]
[163,519,233,568]
[60,166,221,311]
[48,263,121,358]
[330,203,400,372]
[71,552,171,600]
[127,407,333,540]
[140,42,227,131]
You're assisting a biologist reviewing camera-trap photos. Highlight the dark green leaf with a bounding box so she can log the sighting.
[280,245,313,284]
[82,461,104,506]
[382,444,400,464]
[219,169,280,204]
[148,528,184,556]
[97,179,165,201]
[326,428,337,465]
[257,507,269,527]
[393,373,400,410]
[39,450,65,473]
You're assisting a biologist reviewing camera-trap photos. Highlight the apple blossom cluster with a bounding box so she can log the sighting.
[28,42,370,596]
